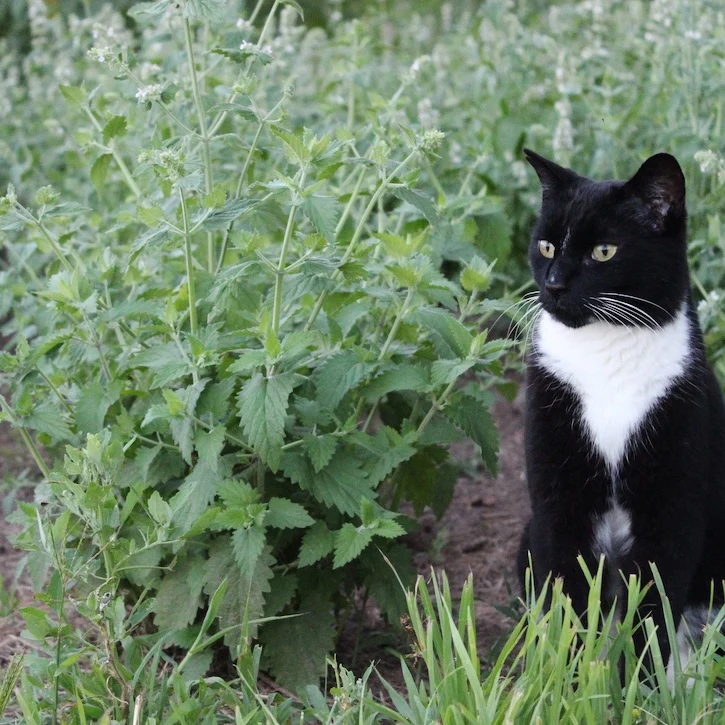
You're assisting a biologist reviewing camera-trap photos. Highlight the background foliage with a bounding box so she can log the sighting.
[2,0,725,721]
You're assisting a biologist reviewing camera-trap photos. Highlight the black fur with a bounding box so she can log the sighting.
[519,149,725,675]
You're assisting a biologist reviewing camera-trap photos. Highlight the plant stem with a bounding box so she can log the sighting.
[272,171,305,333]
[178,188,198,338]
[16,203,73,272]
[183,18,215,273]
[304,150,417,331]
[378,287,414,360]
[83,107,142,198]
[0,393,49,478]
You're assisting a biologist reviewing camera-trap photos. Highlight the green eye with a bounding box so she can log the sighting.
[592,244,618,262]
[538,240,555,259]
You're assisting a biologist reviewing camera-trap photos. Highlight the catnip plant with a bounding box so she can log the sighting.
[0,0,507,694]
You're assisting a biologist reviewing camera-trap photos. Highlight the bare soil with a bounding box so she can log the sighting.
[0,393,531,681]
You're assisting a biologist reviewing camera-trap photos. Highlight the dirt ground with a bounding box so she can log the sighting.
[0,392,531,680]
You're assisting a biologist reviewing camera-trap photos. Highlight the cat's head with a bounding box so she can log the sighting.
[525,149,689,329]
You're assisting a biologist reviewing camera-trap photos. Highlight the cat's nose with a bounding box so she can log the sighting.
[545,280,567,297]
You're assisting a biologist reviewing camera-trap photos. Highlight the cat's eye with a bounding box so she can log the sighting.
[591,244,618,262]
[538,240,555,259]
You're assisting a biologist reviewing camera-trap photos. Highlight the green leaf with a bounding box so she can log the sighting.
[315,350,373,410]
[261,597,335,690]
[195,425,225,471]
[394,187,439,224]
[170,463,218,535]
[443,392,499,475]
[102,115,127,144]
[75,380,123,435]
[363,544,415,622]
[128,0,170,18]
[59,84,86,106]
[460,255,494,293]
[231,526,266,579]
[266,498,314,529]
[395,446,448,516]
[302,434,338,473]
[476,212,512,262]
[216,478,258,508]
[23,406,72,440]
[237,372,299,471]
[131,343,191,388]
[281,450,373,516]
[197,377,236,419]
[301,196,340,244]
[371,519,406,539]
[170,417,194,464]
[362,363,428,402]
[202,198,259,230]
[350,427,418,487]
[154,557,205,631]
[90,154,113,190]
[137,204,165,227]
[333,524,373,568]
[411,307,473,359]
[280,0,304,18]
[204,537,273,642]
[430,358,476,388]
[269,126,310,165]
[211,46,273,66]
[183,0,226,19]
[298,521,335,567]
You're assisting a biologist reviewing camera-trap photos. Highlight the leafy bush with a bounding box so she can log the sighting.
[0,0,508,698]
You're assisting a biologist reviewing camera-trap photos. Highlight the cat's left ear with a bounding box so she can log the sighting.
[624,153,685,225]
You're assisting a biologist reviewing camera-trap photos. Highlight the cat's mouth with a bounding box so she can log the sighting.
[540,296,592,328]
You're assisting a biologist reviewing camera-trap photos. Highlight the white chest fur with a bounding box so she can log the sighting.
[534,307,691,471]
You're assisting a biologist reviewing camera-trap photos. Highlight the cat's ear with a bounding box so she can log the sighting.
[523,148,579,198]
[624,153,685,224]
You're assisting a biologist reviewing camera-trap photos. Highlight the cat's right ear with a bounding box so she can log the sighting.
[524,148,579,198]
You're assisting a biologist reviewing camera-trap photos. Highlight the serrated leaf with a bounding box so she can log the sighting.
[280,450,373,516]
[363,363,428,402]
[137,204,165,227]
[59,84,85,106]
[349,427,418,487]
[154,558,204,631]
[364,544,415,621]
[76,380,123,435]
[170,417,193,464]
[315,350,373,410]
[395,446,448,516]
[411,307,473,359]
[170,463,218,535]
[204,537,273,642]
[183,0,226,19]
[430,358,476,388]
[302,434,338,473]
[301,196,339,244]
[371,519,406,539]
[90,154,113,190]
[298,521,335,566]
[131,343,192,388]
[202,198,259,230]
[269,126,310,165]
[266,498,314,529]
[443,392,499,475]
[195,425,225,471]
[23,406,72,440]
[333,523,373,568]
[216,479,258,508]
[231,526,266,579]
[261,597,335,690]
[237,372,299,471]
[197,377,236,419]
[394,187,439,224]
[211,46,273,66]
[102,115,127,144]
[128,0,170,18]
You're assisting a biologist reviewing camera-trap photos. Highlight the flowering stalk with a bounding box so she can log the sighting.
[183,18,215,273]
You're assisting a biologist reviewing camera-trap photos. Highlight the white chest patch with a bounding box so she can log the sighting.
[534,307,691,471]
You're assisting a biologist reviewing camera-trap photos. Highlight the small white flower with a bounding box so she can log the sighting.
[135,84,164,103]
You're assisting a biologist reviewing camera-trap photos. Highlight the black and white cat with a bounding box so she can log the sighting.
[518,148,725,678]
